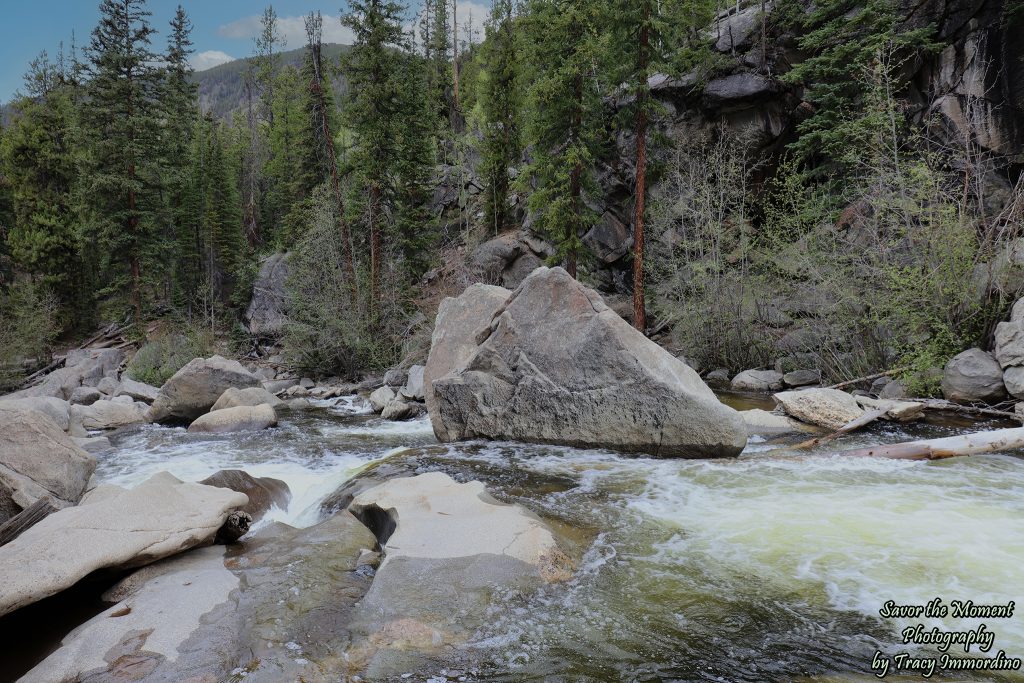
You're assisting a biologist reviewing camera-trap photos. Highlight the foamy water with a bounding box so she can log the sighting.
[89,406,1024,681]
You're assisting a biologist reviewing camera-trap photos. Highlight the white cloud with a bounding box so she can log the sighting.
[218,13,355,50]
[191,50,235,71]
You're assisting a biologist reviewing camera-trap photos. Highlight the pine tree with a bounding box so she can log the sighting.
[163,5,199,308]
[255,6,284,128]
[428,0,453,128]
[264,64,311,243]
[779,0,937,175]
[82,0,164,324]
[521,0,604,278]
[606,0,715,329]
[305,12,357,297]
[342,0,409,304]
[0,54,90,328]
[480,0,521,235]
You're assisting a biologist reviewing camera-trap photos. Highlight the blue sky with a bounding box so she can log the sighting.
[0,0,490,104]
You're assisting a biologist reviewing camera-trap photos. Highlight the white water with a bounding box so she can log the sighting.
[90,406,1024,681]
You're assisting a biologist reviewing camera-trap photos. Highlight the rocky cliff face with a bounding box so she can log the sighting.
[457,0,1022,297]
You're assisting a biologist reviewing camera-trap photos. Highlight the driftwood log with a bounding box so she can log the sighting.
[214,510,253,544]
[793,408,888,450]
[0,499,56,547]
[838,427,1024,460]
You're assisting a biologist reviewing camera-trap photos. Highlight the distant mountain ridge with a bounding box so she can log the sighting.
[194,43,350,120]
[0,43,350,126]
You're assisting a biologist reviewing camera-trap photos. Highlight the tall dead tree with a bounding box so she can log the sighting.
[305,12,358,301]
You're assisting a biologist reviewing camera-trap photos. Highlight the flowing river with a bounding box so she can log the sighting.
[28,396,1024,682]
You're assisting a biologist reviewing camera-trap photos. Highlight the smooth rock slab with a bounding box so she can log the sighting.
[427,268,746,457]
[0,405,94,523]
[739,409,817,436]
[774,388,865,430]
[187,404,277,434]
[0,471,247,617]
[114,377,160,403]
[24,512,376,683]
[347,472,573,676]
[0,396,70,431]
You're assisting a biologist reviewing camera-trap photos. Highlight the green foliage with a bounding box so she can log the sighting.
[125,326,214,387]
[0,279,60,390]
[480,0,521,235]
[284,188,408,377]
[0,64,91,330]
[520,0,605,271]
[779,0,938,176]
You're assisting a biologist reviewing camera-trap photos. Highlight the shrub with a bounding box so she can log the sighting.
[0,279,60,390]
[125,325,215,387]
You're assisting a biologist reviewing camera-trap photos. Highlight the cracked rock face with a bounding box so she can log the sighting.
[425,267,747,457]
[0,471,248,617]
[0,404,95,523]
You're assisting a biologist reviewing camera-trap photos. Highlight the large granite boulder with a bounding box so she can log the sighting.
[20,509,377,683]
[211,386,284,412]
[149,355,260,424]
[70,399,148,432]
[245,252,291,338]
[399,364,426,400]
[187,404,277,434]
[730,369,784,391]
[941,348,1008,403]
[114,377,160,404]
[426,268,747,457]
[199,469,291,522]
[773,388,865,430]
[347,472,572,676]
[0,405,95,523]
[5,348,124,401]
[994,320,1024,368]
[0,396,70,431]
[0,472,247,617]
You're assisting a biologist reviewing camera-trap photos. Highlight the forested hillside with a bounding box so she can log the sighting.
[1,0,1022,397]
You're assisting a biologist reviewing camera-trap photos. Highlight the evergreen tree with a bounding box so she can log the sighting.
[480,0,521,235]
[163,5,199,308]
[82,0,164,324]
[606,0,716,329]
[778,0,936,176]
[342,0,409,304]
[304,12,357,296]
[0,54,90,328]
[428,0,453,128]
[264,64,312,243]
[255,6,284,128]
[521,0,604,278]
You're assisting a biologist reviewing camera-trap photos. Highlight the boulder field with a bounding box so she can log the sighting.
[424,267,747,457]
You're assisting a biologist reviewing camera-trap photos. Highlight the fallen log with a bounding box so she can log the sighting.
[793,407,888,450]
[913,398,1022,423]
[838,427,1024,460]
[214,510,253,544]
[0,498,56,547]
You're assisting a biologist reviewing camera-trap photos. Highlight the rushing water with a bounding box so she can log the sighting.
[89,397,1024,682]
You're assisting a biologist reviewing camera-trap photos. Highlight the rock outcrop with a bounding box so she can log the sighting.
[0,472,247,617]
[69,399,148,432]
[426,268,747,457]
[187,404,278,434]
[0,405,95,523]
[199,469,291,522]
[942,348,1008,403]
[149,355,260,423]
[245,252,290,338]
[4,348,123,401]
[347,472,572,675]
[20,511,377,683]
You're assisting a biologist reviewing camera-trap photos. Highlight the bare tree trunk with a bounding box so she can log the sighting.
[369,183,382,306]
[632,2,650,332]
[244,75,261,247]
[307,15,358,302]
[452,0,460,111]
[838,427,1024,460]
[567,66,582,279]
